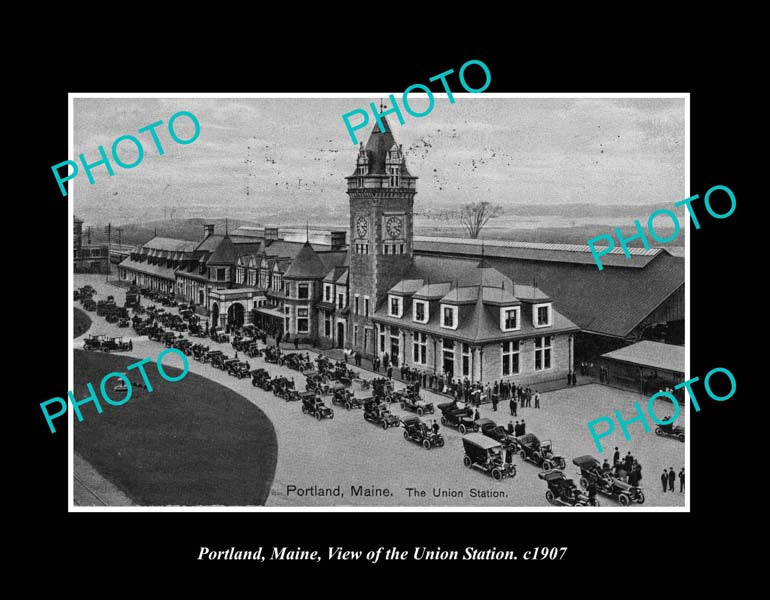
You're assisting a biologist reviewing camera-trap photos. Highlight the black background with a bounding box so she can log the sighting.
[27,35,746,581]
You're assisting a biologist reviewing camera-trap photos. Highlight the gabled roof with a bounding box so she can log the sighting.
[440,286,479,305]
[283,242,328,280]
[324,265,348,283]
[143,237,198,252]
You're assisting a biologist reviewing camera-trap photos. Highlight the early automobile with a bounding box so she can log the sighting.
[262,346,282,364]
[363,398,401,429]
[461,433,516,481]
[210,353,231,370]
[244,343,263,358]
[654,419,685,442]
[282,352,313,373]
[572,456,645,505]
[398,387,434,416]
[437,402,479,435]
[371,377,395,401]
[191,344,209,361]
[513,433,567,471]
[210,329,229,344]
[203,349,223,364]
[477,418,517,449]
[271,376,296,399]
[305,371,329,395]
[83,334,105,351]
[301,392,334,420]
[173,338,193,354]
[250,368,271,390]
[118,317,131,328]
[101,336,133,352]
[538,470,598,506]
[401,415,444,450]
[125,286,141,308]
[227,360,252,379]
[330,387,363,410]
[82,298,97,311]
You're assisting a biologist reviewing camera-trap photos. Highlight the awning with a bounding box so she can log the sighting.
[254,306,285,319]
[601,341,684,375]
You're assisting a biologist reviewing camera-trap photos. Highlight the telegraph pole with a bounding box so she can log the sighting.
[115,226,123,248]
[105,223,112,282]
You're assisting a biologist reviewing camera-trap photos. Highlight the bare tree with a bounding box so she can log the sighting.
[459,202,503,238]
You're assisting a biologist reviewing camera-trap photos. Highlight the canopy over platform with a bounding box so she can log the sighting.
[601,341,684,375]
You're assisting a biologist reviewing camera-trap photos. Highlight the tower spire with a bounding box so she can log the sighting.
[225,218,229,237]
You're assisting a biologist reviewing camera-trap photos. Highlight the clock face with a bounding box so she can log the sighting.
[356,217,368,239]
[386,216,403,239]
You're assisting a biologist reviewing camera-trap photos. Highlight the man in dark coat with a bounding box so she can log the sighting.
[679,468,685,493]
[510,397,517,416]
[668,467,676,492]
[520,419,526,435]
[492,393,498,412]
[613,447,620,466]
[514,421,521,436]
[474,408,481,421]
[387,366,393,380]
[661,469,668,493]
[507,421,514,435]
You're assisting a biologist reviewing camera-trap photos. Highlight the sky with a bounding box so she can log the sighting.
[72,96,685,227]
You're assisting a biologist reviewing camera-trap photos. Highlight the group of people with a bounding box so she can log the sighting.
[507,419,527,436]
[662,467,685,493]
[606,447,644,486]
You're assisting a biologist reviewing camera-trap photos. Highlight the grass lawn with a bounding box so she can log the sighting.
[74,350,278,506]
[74,307,92,339]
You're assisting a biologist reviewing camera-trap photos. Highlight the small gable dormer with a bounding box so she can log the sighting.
[386,143,404,188]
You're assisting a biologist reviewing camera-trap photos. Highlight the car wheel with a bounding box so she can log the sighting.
[559,459,566,470]
[345,402,352,410]
[404,431,409,440]
[678,433,685,442]
[329,411,334,419]
[422,439,432,450]
[437,438,444,448]
[382,422,388,430]
[400,402,405,409]
[509,465,517,478]
[301,406,307,414]
[580,477,589,489]
[637,492,645,504]
[654,427,663,436]
[463,455,472,468]
[545,490,555,504]
[417,408,424,417]
[440,416,447,425]
[619,494,630,506]
[520,450,527,460]
[492,468,503,481]
[316,412,322,421]
[459,424,467,435]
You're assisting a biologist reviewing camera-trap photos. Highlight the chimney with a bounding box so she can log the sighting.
[203,224,214,239]
[330,231,347,251]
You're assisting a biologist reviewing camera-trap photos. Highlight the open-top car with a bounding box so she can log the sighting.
[282,352,313,373]
[477,418,517,449]
[203,349,223,364]
[210,329,229,344]
[330,387,363,410]
[262,346,282,364]
[173,338,193,355]
[513,433,567,471]
[271,376,296,400]
[227,360,251,379]
[398,388,434,416]
[363,398,401,429]
[210,353,231,370]
[101,336,133,352]
[301,392,334,420]
[244,343,262,358]
[251,368,272,390]
[83,334,105,351]
[572,456,644,505]
[371,377,395,401]
[401,415,444,450]
[437,401,479,434]
[191,344,209,361]
[538,470,597,506]
[654,419,685,442]
[462,433,516,481]
[82,298,97,311]
[118,317,131,328]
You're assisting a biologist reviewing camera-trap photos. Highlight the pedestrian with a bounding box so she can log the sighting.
[387,366,393,380]
[294,337,299,350]
[514,420,520,436]
[432,420,440,435]
[234,351,238,359]
[534,391,540,408]
[507,421,514,435]
[572,371,578,386]
[602,459,610,473]
[679,468,685,493]
[613,447,620,466]
[509,397,516,416]
[520,419,526,434]
[492,394,498,412]
[661,469,668,493]
[668,467,676,492]
[474,408,481,421]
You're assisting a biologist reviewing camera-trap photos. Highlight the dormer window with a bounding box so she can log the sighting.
[500,306,521,332]
[534,303,552,327]
[413,299,428,323]
[389,295,403,318]
[298,283,309,300]
[441,304,458,330]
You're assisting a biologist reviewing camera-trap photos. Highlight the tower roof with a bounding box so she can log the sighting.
[207,234,238,265]
[364,116,397,175]
[284,241,328,280]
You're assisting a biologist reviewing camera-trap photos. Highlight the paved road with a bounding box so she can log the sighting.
[73,274,686,508]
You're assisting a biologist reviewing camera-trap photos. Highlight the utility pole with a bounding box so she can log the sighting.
[105,223,112,282]
[86,226,92,244]
[115,226,123,248]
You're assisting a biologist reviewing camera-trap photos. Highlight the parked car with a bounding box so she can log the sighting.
[398,387,434,416]
[654,420,685,442]
[272,376,296,400]
[305,371,329,395]
[83,334,105,351]
[82,298,97,311]
[210,329,229,344]
[330,387,363,410]
[211,353,231,370]
[513,433,567,471]
[191,344,209,361]
[461,433,516,481]
[118,317,131,328]
[203,349,223,364]
[244,343,263,358]
[283,352,312,373]
[572,456,644,505]
[101,336,133,352]
[301,393,334,420]
[401,415,444,450]
[263,346,282,364]
[173,338,193,355]
[251,368,272,390]
[363,398,401,429]
[227,360,251,379]
[437,402,479,434]
[538,470,598,506]
[477,418,517,449]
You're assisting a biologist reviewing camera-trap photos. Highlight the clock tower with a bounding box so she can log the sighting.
[346,115,417,355]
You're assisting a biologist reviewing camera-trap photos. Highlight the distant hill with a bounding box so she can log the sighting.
[416,201,683,220]
[89,218,260,246]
